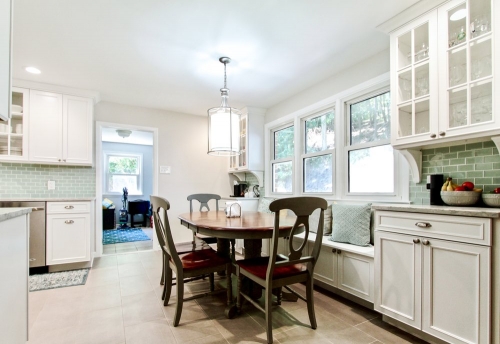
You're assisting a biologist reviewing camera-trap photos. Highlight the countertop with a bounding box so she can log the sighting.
[0,208,32,222]
[0,198,95,202]
[372,204,500,218]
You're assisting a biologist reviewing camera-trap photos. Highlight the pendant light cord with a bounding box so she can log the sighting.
[223,62,227,89]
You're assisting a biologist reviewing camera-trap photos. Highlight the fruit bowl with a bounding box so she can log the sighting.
[440,191,481,206]
[482,193,500,208]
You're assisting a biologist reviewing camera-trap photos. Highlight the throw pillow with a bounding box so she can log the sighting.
[309,204,332,235]
[330,203,371,246]
[257,197,276,213]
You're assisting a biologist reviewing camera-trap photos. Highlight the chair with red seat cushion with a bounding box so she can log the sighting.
[235,197,327,344]
[150,196,232,327]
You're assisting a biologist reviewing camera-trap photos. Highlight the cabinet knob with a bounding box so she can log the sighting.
[422,239,430,246]
[439,131,446,136]
[413,238,420,244]
[65,220,74,224]
[415,222,431,228]
[332,248,337,253]
[65,205,74,209]
[337,249,341,254]
[58,159,62,162]
[430,133,437,138]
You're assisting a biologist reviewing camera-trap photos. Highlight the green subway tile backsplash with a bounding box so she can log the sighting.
[0,163,95,199]
[410,140,500,205]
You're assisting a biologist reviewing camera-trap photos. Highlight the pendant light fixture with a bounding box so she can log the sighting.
[207,57,241,156]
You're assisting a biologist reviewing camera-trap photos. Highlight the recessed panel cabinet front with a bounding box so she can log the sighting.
[46,212,90,265]
[29,90,63,162]
[63,95,92,164]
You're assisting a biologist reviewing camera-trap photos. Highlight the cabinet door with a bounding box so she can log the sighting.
[391,11,439,147]
[0,87,29,160]
[422,238,490,344]
[337,250,374,302]
[310,242,336,286]
[375,231,422,329]
[46,213,90,265]
[438,0,498,139]
[63,95,93,164]
[29,90,63,162]
[0,0,11,122]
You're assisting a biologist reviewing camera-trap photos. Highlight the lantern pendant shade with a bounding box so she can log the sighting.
[207,57,241,156]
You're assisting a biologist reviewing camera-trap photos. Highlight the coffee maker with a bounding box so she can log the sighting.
[233,182,248,197]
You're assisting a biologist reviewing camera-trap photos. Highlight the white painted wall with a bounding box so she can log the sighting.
[265,49,390,123]
[95,101,232,243]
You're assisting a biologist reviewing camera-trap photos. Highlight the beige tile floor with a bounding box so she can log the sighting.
[27,250,427,344]
[103,228,154,255]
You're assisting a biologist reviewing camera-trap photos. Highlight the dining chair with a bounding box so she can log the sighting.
[187,193,221,245]
[235,196,327,344]
[150,195,233,326]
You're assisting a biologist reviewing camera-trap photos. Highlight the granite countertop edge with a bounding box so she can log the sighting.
[372,204,500,218]
[0,198,96,202]
[0,208,32,222]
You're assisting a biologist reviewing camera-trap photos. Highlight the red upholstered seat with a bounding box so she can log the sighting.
[178,249,230,272]
[237,256,306,280]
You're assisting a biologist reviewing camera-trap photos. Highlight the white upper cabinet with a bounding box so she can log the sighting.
[0,0,12,122]
[0,87,29,160]
[29,90,93,165]
[390,0,499,148]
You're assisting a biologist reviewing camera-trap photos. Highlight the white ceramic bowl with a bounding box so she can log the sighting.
[482,193,500,208]
[440,191,481,206]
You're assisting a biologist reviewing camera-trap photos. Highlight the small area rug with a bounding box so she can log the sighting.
[103,228,151,245]
[29,268,89,292]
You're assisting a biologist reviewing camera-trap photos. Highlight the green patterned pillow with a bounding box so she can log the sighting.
[257,197,276,213]
[329,203,371,246]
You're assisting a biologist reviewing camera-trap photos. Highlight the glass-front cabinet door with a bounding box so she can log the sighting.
[438,0,496,138]
[391,12,438,146]
[0,87,28,160]
[229,114,247,171]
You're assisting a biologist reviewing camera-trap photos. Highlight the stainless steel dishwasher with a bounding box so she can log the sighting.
[0,201,46,268]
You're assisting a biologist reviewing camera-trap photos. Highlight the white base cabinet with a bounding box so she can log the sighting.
[374,210,491,344]
[46,201,91,265]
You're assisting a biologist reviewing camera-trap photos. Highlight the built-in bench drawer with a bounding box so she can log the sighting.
[47,201,90,214]
[375,210,491,246]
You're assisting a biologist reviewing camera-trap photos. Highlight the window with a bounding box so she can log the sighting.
[302,109,335,193]
[104,152,143,195]
[271,125,294,193]
[346,91,394,194]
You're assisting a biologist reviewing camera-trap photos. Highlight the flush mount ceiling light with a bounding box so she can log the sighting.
[116,129,132,138]
[450,8,467,21]
[207,57,241,156]
[25,66,41,74]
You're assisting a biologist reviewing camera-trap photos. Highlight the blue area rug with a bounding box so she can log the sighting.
[30,269,89,292]
[103,228,151,245]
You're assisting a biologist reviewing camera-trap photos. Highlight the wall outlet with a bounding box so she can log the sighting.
[160,166,171,174]
[47,180,55,190]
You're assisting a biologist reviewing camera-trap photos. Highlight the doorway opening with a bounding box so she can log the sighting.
[95,122,159,257]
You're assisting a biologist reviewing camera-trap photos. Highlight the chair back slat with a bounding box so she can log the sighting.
[187,193,221,212]
[150,195,182,267]
[267,197,327,280]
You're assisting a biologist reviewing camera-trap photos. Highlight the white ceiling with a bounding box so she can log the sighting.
[12,0,419,117]
[102,127,154,145]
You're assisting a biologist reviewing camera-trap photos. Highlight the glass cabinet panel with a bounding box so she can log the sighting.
[0,89,26,158]
[398,104,412,137]
[449,87,467,128]
[415,100,430,134]
[398,70,412,103]
[398,31,412,70]
[471,81,492,124]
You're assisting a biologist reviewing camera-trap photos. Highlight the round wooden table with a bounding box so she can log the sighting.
[178,211,298,259]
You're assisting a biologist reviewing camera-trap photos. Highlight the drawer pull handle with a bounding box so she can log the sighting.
[65,220,74,224]
[422,240,430,246]
[65,205,74,209]
[413,238,420,244]
[332,248,337,253]
[415,222,431,228]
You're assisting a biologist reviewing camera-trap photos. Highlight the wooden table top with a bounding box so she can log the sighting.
[178,211,298,240]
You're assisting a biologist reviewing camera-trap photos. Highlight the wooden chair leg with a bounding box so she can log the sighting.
[173,273,184,327]
[306,276,317,329]
[160,251,165,285]
[164,264,172,306]
[236,273,243,313]
[265,286,274,344]
[209,273,215,292]
[277,287,282,305]
[226,263,232,306]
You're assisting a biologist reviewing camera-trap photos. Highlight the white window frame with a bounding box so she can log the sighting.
[301,107,335,196]
[270,123,295,195]
[103,151,143,196]
[265,72,409,202]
